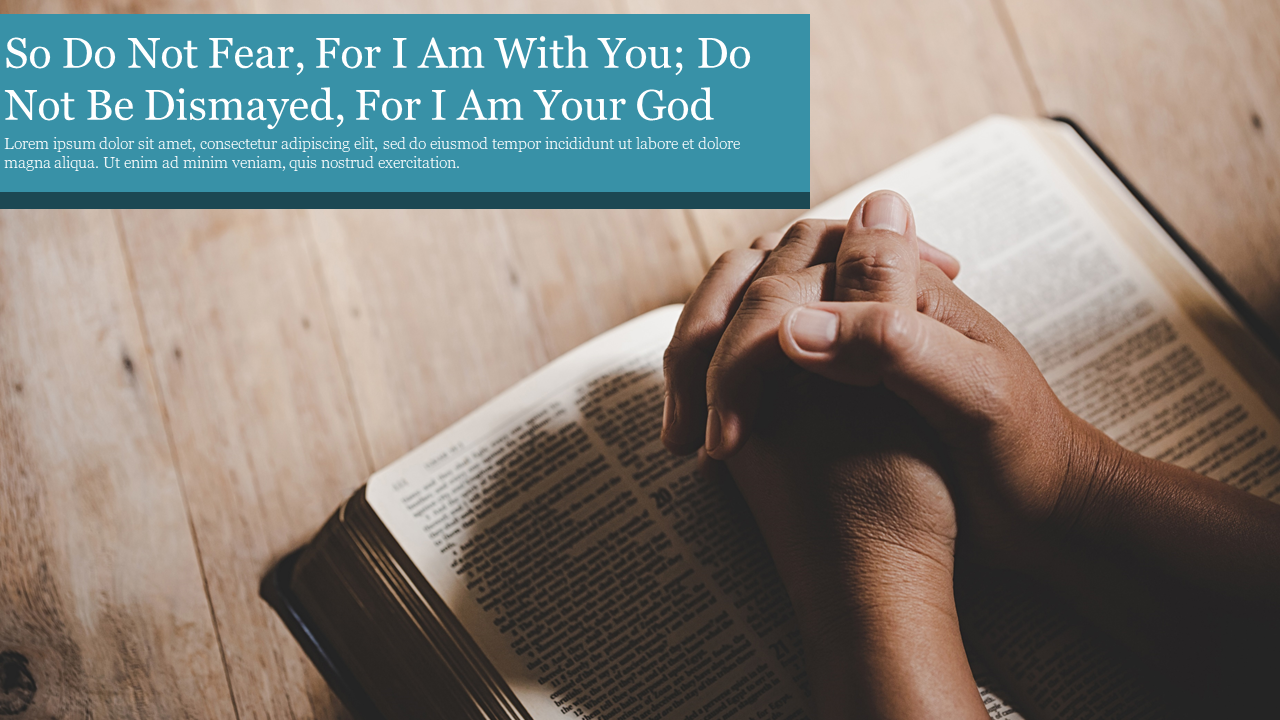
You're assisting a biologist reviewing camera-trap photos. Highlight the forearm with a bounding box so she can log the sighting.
[1034,422,1280,706]
[1058,421,1280,600]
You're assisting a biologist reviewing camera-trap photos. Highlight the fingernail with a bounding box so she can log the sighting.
[662,391,676,435]
[705,408,722,454]
[789,308,838,352]
[862,193,909,234]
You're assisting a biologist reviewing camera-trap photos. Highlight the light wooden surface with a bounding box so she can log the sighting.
[1,2,1278,718]
[0,212,235,719]
[1003,0,1280,336]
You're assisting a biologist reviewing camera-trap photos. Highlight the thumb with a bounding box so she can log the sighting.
[835,190,921,307]
[778,301,1002,432]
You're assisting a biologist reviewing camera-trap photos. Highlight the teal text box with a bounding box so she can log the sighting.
[1,14,809,207]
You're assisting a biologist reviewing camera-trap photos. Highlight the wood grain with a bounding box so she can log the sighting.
[5,2,1280,720]
[307,207,703,470]
[0,210,235,719]
[0,0,245,12]
[1002,0,1280,334]
[628,0,1041,259]
[267,1,707,468]
[117,209,369,719]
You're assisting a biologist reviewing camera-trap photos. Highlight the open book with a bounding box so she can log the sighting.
[265,116,1280,720]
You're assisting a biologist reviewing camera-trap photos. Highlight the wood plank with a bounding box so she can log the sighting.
[0,0,246,11]
[1003,0,1280,333]
[0,4,1106,720]
[276,0,708,468]
[303,0,1034,467]
[308,207,704,470]
[0,210,235,719]
[632,0,1041,258]
[118,209,369,719]
[251,0,1035,265]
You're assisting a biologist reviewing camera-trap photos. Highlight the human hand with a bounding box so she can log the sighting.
[699,378,990,720]
[663,191,1098,570]
[665,191,1280,717]
[664,197,987,718]
[663,202,972,575]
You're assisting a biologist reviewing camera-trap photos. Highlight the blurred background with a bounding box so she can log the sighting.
[1,1,1277,718]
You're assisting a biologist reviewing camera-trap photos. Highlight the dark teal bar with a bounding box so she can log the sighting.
[0,192,809,210]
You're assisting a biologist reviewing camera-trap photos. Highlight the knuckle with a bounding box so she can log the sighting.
[703,353,739,402]
[712,248,760,272]
[661,341,683,372]
[917,276,1007,346]
[705,351,731,382]
[916,283,948,318]
[750,230,782,250]
[666,323,696,356]
[704,333,766,400]
[784,218,824,241]
[665,314,716,363]
[742,272,819,317]
[743,273,794,302]
[916,283,975,337]
[870,304,919,358]
[665,328,713,373]
[837,245,909,292]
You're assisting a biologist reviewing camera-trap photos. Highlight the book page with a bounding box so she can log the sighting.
[367,306,812,720]
[969,652,1026,720]
[805,116,1280,500]
[362,116,1280,720]
[805,115,1280,719]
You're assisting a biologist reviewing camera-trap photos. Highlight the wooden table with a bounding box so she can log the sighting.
[2,1,1277,717]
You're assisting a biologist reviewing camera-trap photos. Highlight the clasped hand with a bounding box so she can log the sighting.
[663,191,1097,576]
[660,191,1280,718]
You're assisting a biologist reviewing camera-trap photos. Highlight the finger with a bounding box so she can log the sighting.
[914,263,1029,356]
[835,191,921,307]
[750,230,785,250]
[917,237,960,280]
[663,248,769,453]
[757,219,847,276]
[757,214,957,280]
[703,263,834,459]
[778,301,1004,438]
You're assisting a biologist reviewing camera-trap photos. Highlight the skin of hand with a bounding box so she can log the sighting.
[665,190,1074,570]
[665,190,1280,712]
[664,195,989,719]
[722,375,990,720]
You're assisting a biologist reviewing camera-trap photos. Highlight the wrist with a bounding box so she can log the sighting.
[796,544,985,720]
[785,529,956,633]
[1043,418,1280,598]
[1047,416,1130,539]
